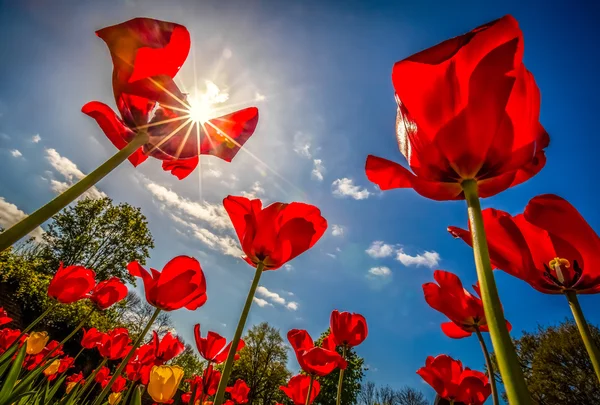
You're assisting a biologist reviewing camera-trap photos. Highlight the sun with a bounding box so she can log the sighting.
[186,80,230,123]
[187,95,212,123]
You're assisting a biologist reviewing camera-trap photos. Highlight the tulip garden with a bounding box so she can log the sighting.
[0,10,598,405]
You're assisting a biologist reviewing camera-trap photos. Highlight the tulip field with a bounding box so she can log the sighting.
[0,4,598,405]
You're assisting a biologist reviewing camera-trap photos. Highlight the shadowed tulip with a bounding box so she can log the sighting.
[89,277,128,309]
[288,329,347,377]
[26,331,49,355]
[194,324,244,364]
[280,375,320,405]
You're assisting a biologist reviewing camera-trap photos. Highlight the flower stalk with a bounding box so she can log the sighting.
[213,262,265,405]
[461,179,531,404]
[0,131,148,252]
[565,290,600,382]
[474,328,499,405]
[335,345,346,405]
[305,376,314,405]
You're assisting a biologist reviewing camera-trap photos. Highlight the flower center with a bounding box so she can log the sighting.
[549,257,570,284]
[543,257,583,290]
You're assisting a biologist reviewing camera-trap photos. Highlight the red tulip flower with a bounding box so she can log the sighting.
[449,194,600,294]
[0,308,12,327]
[151,331,184,364]
[194,324,244,364]
[417,355,491,405]
[23,340,64,371]
[66,371,85,386]
[423,270,511,338]
[81,328,105,349]
[180,364,221,401]
[125,343,156,384]
[89,277,128,310]
[128,256,207,311]
[111,375,127,393]
[226,379,250,404]
[330,310,368,347]
[223,196,328,270]
[280,375,320,405]
[83,17,259,180]
[47,264,96,304]
[287,329,347,377]
[95,366,111,388]
[97,328,131,360]
[365,15,548,200]
[0,328,21,354]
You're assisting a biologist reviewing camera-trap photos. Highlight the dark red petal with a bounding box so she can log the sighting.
[201,107,259,162]
[223,196,255,249]
[441,322,472,339]
[162,156,198,180]
[82,101,147,166]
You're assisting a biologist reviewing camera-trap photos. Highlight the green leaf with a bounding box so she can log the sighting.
[0,342,27,404]
[3,356,59,405]
[130,385,143,405]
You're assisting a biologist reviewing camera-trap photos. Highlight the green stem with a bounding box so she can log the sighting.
[74,358,107,404]
[41,306,95,364]
[213,262,265,405]
[0,131,148,252]
[91,307,161,405]
[335,346,346,405]
[461,180,531,404]
[305,376,314,405]
[475,328,499,405]
[565,291,600,382]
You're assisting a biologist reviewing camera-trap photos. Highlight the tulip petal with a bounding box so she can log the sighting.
[162,156,198,180]
[441,322,473,339]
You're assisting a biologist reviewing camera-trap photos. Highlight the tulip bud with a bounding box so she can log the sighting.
[26,331,49,355]
[66,382,77,394]
[43,359,60,377]
[147,365,184,403]
[108,392,122,405]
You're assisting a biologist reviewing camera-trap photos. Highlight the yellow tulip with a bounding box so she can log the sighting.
[43,359,60,377]
[108,392,122,405]
[26,331,49,355]
[147,365,184,403]
[66,382,77,394]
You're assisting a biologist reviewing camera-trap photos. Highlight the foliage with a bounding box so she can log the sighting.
[228,322,291,405]
[37,197,154,284]
[114,292,174,340]
[313,329,365,405]
[358,381,428,405]
[491,319,600,405]
[169,344,205,389]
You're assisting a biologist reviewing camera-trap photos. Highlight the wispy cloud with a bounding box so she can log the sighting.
[255,92,266,102]
[331,224,344,237]
[368,266,391,277]
[170,214,242,258]
[253,297,273,307]
[396,249,440,268]
[332,178,370,200]
[0,197,44,241]
[241,181,265,199]
[366,241,395,258]
[311,159,325,181]
[284,264,293,271]
[45,148,106,199]
[256,286,298,310]
[10,150,22,158]
[293,132,313,159]
[31,134,41,143]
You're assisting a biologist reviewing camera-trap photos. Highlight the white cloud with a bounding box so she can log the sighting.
[45,149,106,199]
[332,178,370,200]
[284,264,293,271]
[10,150,22,158]
[145,182,231,229]
[31,134,41,143]
[331,225,344,237]
[170,215,242,258]
[205,168,222,178]
[253,297,273,307]
[255,92,266,102]
[293,132,312,159]
[256,286,298,310]
[241,181,265,199]
[396,250,440,268]
[368,266,392,277]
[0,197,44,241]
[326,253,337,259]
[311,159,324,181]
[366,241,395,258]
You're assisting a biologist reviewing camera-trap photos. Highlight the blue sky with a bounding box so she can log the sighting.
[1,0,599,401]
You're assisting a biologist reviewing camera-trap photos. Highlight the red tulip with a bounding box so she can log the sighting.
[95,366,111,388]
[449,194,600,294]
[417,355,491,405]
[81,328,105,349]
[226,379,250,404]
[0,308,12,326]
[111,375,127,393]
[125,343,156,383]
[223,196,328,270]
[0,328,22,354]
[365,15,548,201]
[152,331,184,364]
[58,356,75,373]
[66,371,85,387]
[280,375,320,405]
[97,328,131,360]
[423,270,511,339]
[23,340,64,371]
[47,264,96,304]
[181,366,222,403]
[128,256,207,311]
[330,310,368,347]
[83,18,259,180]
[194,324,244,364]
[89,277,128,309]
[287,329,347,377]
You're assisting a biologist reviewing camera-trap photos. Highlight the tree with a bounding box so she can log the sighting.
[358,382,428,405]
[229,322,291,405]
[396,387,428,405]
[492,319,600,404]
[115,292,173,339]
[170,344,205,384]
[313,330,365,405]
[38,197,154,284]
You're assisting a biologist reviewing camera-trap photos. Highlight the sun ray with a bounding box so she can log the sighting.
[146,76,191,110]
[134,114,190,131]
[174,116,196,159]
[146,118,194,156]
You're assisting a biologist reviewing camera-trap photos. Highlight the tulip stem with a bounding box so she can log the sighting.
[91,307,161,405]
[461,179,531,404]
[305,376,314,405]
[213,262,265,405]
[565,291,600,382]
[335,346,346,405]
[0,131,148,252]
[41,306,95,364]
[474,328,499,405]
[74,358,107,403]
